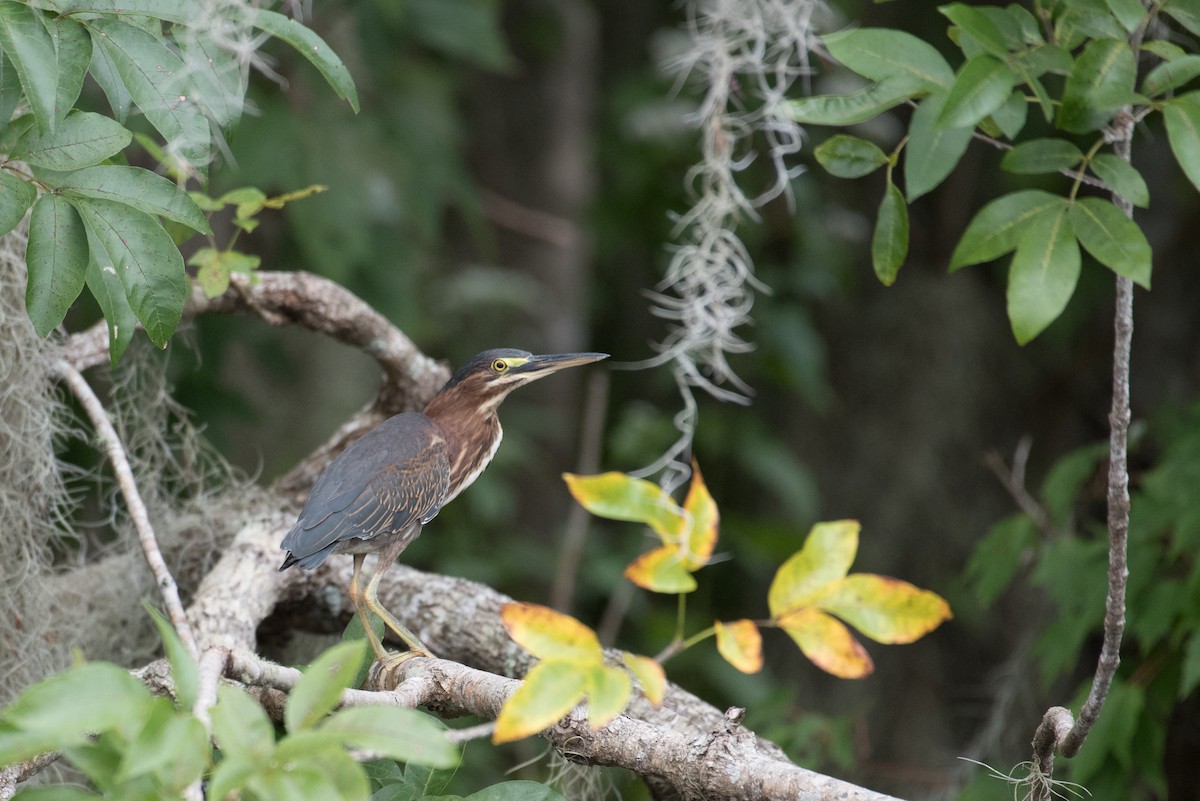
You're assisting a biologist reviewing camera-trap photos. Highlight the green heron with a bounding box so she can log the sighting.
[279,348,607,666]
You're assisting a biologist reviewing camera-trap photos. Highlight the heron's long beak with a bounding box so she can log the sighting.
[514,352,609,378]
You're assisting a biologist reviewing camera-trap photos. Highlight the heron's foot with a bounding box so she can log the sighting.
[368,648,435,690]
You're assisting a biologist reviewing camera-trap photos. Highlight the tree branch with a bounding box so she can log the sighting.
[51,359,199,658]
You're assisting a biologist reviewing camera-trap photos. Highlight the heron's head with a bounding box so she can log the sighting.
[427,349,608,416]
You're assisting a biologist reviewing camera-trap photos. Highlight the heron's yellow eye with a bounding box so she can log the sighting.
[492,359,508,373]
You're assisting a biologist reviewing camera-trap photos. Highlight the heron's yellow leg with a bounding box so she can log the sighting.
[348,553,389,662]
[362,533,435,659]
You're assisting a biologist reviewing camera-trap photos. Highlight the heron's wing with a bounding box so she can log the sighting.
[280,414,449,564]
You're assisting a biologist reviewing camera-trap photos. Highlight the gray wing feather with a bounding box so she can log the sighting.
[280,413,449,563]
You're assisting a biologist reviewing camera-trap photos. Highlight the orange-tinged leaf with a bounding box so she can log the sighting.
[816,574,953,644]
[500,603,603,664]
[681,462,719,569]
[714,619,763,674]
[622,653,666,706]
[563,472,683,540]
[777,607,874,679]
[493,661,588,744]
[623,546,698,594]
[768,520,860,618]
[584,664,632,730]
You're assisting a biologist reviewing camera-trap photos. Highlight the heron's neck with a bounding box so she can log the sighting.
[425,392,504,503]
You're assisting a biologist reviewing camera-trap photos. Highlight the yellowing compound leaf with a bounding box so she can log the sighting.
[714,620,763,674]
[493,661,587,744]
[584,665,632,730]
[563,472,683,540]
[623,546,698,594]
[500,603,603,664]
[681,462,719,569]
[621,653,665,706]
[777,607,874,679]
[768,521,860,617]
[816,574,953,644]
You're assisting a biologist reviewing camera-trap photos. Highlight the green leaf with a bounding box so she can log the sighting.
[1006,202,1080,344]
[1090,153,1149,208]
[11,110,131,170]
[963,515,1037,606]
[25,193,88,337]
[60,165,210,233]
[285,640,367,733]
[119,700,208,791]
[1068,197,1151,288]
[26,0,199,23]
[768,520,860,617]
[938,55,1017,129]
[322,705,458,768]
[0,1,59,132]
[1041,442,1107,525]
[1165,93,1200,195]
[813,134,888,178]
[940,3,1012,57]
[1004,5,1044,45]
[211,685,275,761]
[822,27,954,90]
[1104,0,1148,31]
[904,91,972,201]
[949,189,1064,270]
[1058,38,1135,133]
[342,611,386,689]
[1068,682,1143,782]
[493,661,587,744]
[1055,2,1127,46]
[0,50,22,124]
[465,781,568,801]
[252,9,359,113]
[72,196,187,347]
[88,32,130,121]
[1,663,151,746]
[1000,138,1083,175]
[871,181,908,286]
[989,89,1027,139]
[1163,0,1200,38]
[84,251,135,365]
[1142,39,1187,61]
[178,35,244,130]
[816,574,953,644]
[583,664,632,729]
[87,18,210,165]
[1013,44,1073,77]
[0,171,36,237]
[145,605,199,712]
[785,74,923,126]
[45,15,90,120]
[1142,54,1200,96]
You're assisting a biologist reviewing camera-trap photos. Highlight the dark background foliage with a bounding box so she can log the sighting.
[98,0,1200,797]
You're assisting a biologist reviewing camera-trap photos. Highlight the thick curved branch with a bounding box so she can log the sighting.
[60,271,451,496]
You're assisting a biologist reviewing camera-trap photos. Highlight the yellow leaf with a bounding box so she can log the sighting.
[623,546,698,594]
[681,461,719,569]
[563,472,683,540]
[816,574,953,644]
[768,520,860,618]
[714,619,763,674]
[584,664,632,730]
[493,661,587,744]
[621,653,666,706]
[500,603,603,664]
[777,607,874,679]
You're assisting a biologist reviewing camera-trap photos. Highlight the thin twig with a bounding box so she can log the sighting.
[983,436,1058,539]
[51,360,199,658]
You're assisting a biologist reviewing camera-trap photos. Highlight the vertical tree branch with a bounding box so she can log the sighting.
[52,360,199,658]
